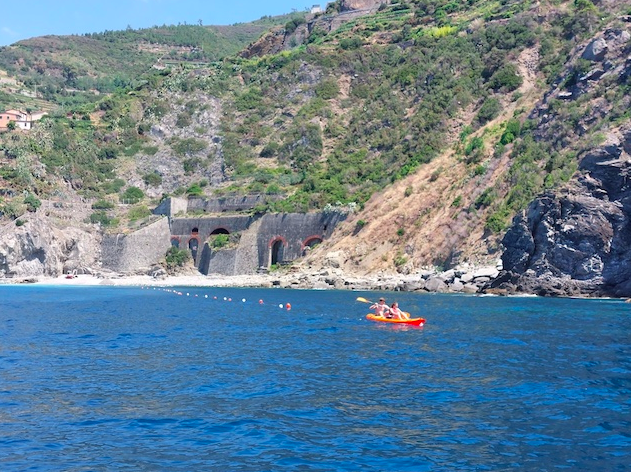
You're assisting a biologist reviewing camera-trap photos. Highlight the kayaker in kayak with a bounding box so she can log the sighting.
[370,298,391,317]
[389,302,409,320]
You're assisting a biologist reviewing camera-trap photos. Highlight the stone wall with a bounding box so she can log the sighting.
[101,217,171,273]
[179,212,345,275]
[171,215,253,241]
[155,195,285,216]
[153,197,188,217]
[199,247,237,276]
[187,195,282,213]
[254,213,343,269]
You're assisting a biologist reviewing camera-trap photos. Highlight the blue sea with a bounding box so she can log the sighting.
[1,286,630,471]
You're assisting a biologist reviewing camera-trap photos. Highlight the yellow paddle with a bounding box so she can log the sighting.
[356,296,373,304]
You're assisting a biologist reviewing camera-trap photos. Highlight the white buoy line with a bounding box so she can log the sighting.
[140,286,292,310]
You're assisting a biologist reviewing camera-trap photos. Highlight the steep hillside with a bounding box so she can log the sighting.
[2,0,631,291]
[0,14,303,105]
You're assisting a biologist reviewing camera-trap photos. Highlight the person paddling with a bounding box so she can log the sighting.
[370,297,391,318]
[389,302,409,320]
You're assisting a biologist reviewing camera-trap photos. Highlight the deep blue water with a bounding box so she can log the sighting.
[0,286,630,471]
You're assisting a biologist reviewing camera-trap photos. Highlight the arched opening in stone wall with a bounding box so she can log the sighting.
[191,227,199,235]
[170,237,180,248]
[210,227,230,235]
[302,236,323,256]
[188,237,199,262]
[270,239,285,266]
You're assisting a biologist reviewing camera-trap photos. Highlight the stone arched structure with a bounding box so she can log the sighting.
[301,235,323,256]
[170,212,345,275]
[188,236,200,263]
[269,236,288,267]
[302,235,323,250]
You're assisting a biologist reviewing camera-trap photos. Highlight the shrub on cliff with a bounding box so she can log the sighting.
[211,234,229,249]
[121,186,144,204]
[284,17,306,34]
[92,199,115,210]
[90,211,115,227]
[127,204,151,221]
[143,172,163,187]
[24,193,41,212]
[165,246,189,270]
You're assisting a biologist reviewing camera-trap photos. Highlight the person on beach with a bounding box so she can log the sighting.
[370,297,391,317]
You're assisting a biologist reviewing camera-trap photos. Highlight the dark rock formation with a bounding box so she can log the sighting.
[489,129,631,297]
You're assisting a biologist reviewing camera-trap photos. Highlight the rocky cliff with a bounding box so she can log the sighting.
[486,22,631,297]
[0,214,101,278]
[491,130,631,297]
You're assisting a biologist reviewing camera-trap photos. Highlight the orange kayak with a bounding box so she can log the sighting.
[366,314,426,326]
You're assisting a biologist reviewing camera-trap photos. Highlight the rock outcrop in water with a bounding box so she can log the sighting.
[489,128,631,297]
[484,24,631,297]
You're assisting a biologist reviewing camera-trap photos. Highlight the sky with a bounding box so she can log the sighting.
[0,0,318,46]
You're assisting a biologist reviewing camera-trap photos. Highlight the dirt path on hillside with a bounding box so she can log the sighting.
[303,46,547,275]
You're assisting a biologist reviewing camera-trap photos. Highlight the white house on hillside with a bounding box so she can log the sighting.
[0,109,47,131]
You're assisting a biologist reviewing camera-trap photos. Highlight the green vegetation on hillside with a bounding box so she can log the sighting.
[0,13,304,105]
[0,0,628,241]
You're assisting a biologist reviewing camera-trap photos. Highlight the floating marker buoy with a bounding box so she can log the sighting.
[228,298,232,302]
[205,295,208,298]
[286,303,291,311]
[259,299,264,304]
[279,304,283,309]
[242,298,246,303]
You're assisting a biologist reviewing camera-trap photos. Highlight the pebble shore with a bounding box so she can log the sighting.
[6,264,501,294]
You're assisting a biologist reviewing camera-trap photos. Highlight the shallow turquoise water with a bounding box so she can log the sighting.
[1,286,630,471]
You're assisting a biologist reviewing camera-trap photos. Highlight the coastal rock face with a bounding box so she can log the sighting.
[488,23,631,297]
[489,129,631,297]
[0,214,101,278]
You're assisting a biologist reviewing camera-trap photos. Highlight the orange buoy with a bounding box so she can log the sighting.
[286,303,291,311]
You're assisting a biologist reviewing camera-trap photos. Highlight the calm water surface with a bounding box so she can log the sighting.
[0,286,630,471]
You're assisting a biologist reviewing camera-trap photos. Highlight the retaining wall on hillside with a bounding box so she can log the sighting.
[101,217,171,272]
[173,212,344,275]
[103,210,345,276]
[154,196,283,217]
